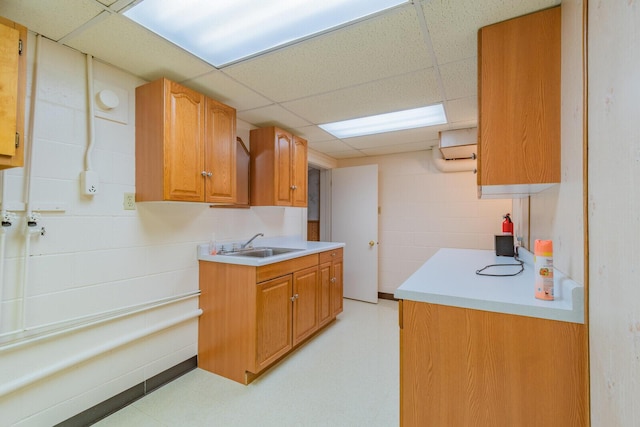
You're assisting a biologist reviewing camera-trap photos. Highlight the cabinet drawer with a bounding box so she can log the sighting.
[319,248,343,264]
[256,254,318,283]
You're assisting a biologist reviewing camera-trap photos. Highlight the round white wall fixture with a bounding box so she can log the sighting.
[96,89,120,110]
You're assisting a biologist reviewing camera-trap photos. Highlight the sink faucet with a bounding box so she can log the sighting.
[240,233,264,249]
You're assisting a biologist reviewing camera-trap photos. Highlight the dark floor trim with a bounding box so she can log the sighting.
[378,292,398,301]
[56,356,197,427]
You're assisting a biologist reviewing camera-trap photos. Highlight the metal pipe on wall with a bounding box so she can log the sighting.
[0,308,202,398]
[19,33,44,332]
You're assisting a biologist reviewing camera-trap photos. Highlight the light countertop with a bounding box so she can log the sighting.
[197,237,344,267]
[394,248,584,324]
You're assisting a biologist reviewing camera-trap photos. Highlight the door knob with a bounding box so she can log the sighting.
[369,241,375,247]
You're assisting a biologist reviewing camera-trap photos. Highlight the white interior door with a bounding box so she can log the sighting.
[331,165,378,303]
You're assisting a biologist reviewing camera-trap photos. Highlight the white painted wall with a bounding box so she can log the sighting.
[588,1,640,425]
[0,35,305,426]
[526,0,585,286]
[338,151,511,294]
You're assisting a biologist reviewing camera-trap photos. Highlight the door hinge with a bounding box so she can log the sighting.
[18,39,23,55]
[15,133,20,149]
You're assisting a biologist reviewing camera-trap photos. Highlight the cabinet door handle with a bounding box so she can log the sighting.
[331,277,336,283]
[207,172,213,177]
[201,171,207,177]
[290,185,297,190]
[290,293,299,302]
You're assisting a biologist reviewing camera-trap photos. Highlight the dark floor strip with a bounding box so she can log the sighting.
[378,292,398,301]
[56,356,197,427]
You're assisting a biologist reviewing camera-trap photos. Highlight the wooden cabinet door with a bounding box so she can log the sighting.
[0,17,26,169]
[256,275,293,371]
[330,257,344,317]
[204,97,236,203]
[292,265,319,346]
[274,129,293,206]
[478,7,560,189]
[291,135,308,207]
[400,301,588,427]
[164,80,205,201]
[318,261,332,327]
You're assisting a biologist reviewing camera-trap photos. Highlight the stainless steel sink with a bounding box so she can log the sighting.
[225,247,303,258]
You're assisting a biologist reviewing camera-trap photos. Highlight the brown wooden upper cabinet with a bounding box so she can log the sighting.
[250,126,307,207]
[477,6,561,198]
[0,17,27,170]
[135,78,237,203]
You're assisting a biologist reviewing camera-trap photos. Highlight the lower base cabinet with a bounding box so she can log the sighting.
[199,249,343,384]
[399,300,589,427]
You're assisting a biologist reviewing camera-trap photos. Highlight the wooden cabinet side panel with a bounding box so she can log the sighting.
[205,98,236,203]
[164,80,205,201]
[135,78,166,201]
[330,257,343,317]
[235,137,250,206]
[292,136,308,207]
[198,262,256,384]
[478,7,561,187]
[400,301,588,427]
[255,275,293,372]
[0,17,26,169]
[318,262,332,327]
[249,127,276,205]
[292,265,319,346]
[0,23,19,156]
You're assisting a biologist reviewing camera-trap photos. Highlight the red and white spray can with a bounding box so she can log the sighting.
[534,240,554,300]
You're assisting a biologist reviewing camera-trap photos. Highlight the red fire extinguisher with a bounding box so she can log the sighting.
[502,213,513,234]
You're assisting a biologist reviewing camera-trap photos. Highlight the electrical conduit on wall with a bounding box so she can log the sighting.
[19,33,44,332]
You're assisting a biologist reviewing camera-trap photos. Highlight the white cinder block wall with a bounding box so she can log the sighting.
[338,152,512,294]
[0,34,305,426]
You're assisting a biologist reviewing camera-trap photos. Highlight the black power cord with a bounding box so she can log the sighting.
[475,249,525,277]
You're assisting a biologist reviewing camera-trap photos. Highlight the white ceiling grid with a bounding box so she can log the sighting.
[0,0,561,159]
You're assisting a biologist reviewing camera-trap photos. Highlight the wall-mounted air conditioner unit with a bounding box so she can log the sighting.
[439,128,477,160]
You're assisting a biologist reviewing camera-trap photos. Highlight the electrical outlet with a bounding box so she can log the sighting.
[123,193,136,210]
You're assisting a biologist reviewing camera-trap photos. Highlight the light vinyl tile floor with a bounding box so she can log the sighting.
[96,298,399,427]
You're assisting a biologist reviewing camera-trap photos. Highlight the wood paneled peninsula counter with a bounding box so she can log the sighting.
[395,248,588,427]
[197,238,344,384]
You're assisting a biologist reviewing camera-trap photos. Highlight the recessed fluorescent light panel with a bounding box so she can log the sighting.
[319,104,447,139]
[124,0,407,67]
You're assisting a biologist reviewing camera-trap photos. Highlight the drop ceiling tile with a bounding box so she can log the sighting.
[439,58,477,100]
[308,139,356,153]
[292,126,336,143]
[282,68,442,124]
[224,4,432,102]
[0,0,104,40]
[180,71,272,111]
[362,141,434,156]
[421,0,560,65]
[237,105,312,129]
[64,14,212,82]
[95,0,118,6]
[446,96,478,124]
[326,150,367,159]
